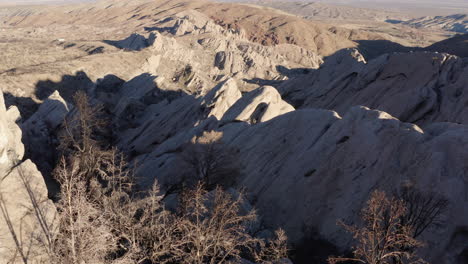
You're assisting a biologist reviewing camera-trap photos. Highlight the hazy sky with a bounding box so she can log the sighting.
[0,0,95,3]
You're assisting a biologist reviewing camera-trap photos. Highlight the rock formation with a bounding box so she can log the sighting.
[279,50,468,127]
[137,10,323,93]
[75,47,466,263]
[0,89,57,264]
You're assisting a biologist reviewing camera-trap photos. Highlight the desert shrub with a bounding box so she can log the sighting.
[35,92,289,264]
[328,190,426,264]
[394,185,448,239]
[52,157,115,264]
[180,130,241,191]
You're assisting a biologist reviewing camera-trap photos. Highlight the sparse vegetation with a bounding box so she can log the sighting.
[179,130,241,190]
[395,184,448,239]
[17,92,288,264]
[328,190,427,264]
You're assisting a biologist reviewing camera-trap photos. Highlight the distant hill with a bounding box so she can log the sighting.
[218,1,410,22]
[387,14,468,34]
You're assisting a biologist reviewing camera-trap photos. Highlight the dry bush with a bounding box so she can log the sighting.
[254,229,289,263]
[43,92,289,264]
[176,183,259,264]
[180,131,241,191]
[101,180,288,264]
[59,90,111,188]
[52,157,115,264]
[328,190,426,264]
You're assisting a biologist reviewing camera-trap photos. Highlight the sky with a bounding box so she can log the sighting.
[0,0,95,4]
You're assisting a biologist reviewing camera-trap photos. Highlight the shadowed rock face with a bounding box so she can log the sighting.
[279,50,468,127]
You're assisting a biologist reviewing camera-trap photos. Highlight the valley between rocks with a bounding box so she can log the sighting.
[0,0,467,263]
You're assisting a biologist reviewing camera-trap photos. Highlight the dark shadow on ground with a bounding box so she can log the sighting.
[243,65,316,89]
[103,33,156,51]
[3,92,39,121]
[18,71,191,199]
[289,229,347,264]
[35,71,94,102]
[355,39,419,60]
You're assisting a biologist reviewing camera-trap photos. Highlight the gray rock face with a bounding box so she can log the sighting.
[0,89,57,264]
[81,50,467,264]
[280,50,468,127]
[5,8,467,263]
[98,49,468,261]
[222,107,467,264]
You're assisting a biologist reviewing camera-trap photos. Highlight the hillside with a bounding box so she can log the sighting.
[387,13,468,33]
[425,33,468,57]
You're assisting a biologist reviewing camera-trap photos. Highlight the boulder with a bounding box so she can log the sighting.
[221,86,294,124]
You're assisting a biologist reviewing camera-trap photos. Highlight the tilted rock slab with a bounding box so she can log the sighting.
[280,50,468,127]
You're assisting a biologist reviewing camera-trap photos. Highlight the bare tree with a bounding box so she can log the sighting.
[328,190,426,264]
[175,183,259,264]
[52,157,115,264]
[42,91,289,264]
[180,131,241,191]
[59,90,111,189]
[254,229,289,263]
[395,185,448,239]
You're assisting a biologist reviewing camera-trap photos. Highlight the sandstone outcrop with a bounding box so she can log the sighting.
[0,89,57,264]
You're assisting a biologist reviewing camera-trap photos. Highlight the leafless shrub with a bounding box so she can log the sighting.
[328,190,426,264]
[0,191,29,264]
[180,131,241,191]
[254,229,289,264]
[41,92,288,264]
[59,90,111,187]
[175,183,259,264]
[395,185,448,239]
[52,157,115,264]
